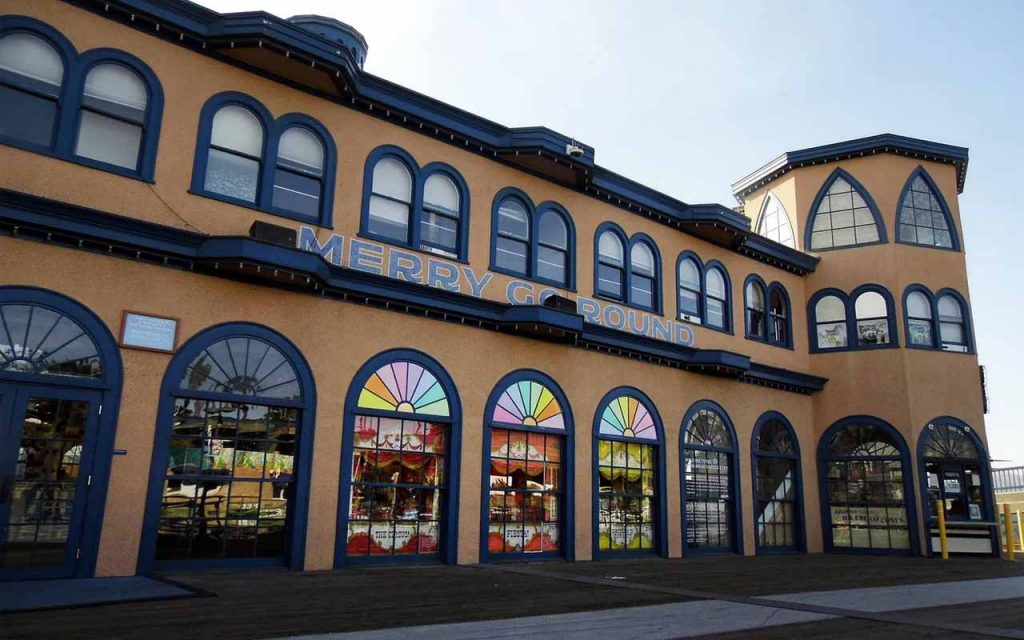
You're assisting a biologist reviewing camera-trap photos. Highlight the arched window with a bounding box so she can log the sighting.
[681,402,739,553]
[813,293,848,350]
[705,266,730,331]
[367,156,413,243]
[769,286,789,346]
[757,193,795,248]
[492,189,575,288]
[677,256,702,322]
[629,241,657,311]
[0,31,65,148]
[272,126,325,219]
[536,209,569,285]
[74,63,147,171]
[920,420,990,531]
[752,414,802,552]
[938,294,968,352]
[341,352,459,564]
[897,169,958,250]
[807,169,885,251]
[745,279,766,339]
[905,290,935,347]
[420,172,461,257]
[594,389,663,556]
[484,372,571,559]
[194,93,336,226]
[145,324,315,570]
[596,229,626,300]
[854,290,892,347]
[0,302,102,378]
[820,418,914,553]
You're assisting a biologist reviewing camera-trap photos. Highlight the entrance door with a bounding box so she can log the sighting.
[0,386,100,580]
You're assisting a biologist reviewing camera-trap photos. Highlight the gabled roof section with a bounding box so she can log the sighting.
[732,133,970,202]
[71,0,819,274]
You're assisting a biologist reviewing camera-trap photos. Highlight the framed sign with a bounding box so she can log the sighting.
[120,311,178,353]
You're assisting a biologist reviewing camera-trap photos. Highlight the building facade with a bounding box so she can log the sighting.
[0,0,994,580]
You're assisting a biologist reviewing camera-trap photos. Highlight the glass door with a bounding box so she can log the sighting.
[0,386,100,580]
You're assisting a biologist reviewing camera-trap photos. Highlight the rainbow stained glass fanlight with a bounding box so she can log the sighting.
[599,394,657,440]
[492,380,564,429]
[357,360,450,417]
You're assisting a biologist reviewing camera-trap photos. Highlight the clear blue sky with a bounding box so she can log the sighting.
[199,0,1024,465]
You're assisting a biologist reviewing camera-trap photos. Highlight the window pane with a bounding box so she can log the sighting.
[368,195,410,242]
[815,295,845,323]
[940,322,964,346]
[897,175,953,248]
[205,147,259,202]
[630,243,654,276]
[811,176,881,250]
[211,105,263,157]
[746,282,764,310]
[631,275,653,309]
[498,199,529,240]
[706,299,725,329]
[0,33,64,88]
[679,288,700,318]
[420,211,458,253]
[857,319,890,345]
[817,321,847,349]
[277,127,323,175]
[538,212,567,249]
[82,63,146,121]
[536,246,566,285]
[855,291,887,319]
[908,319,933,347]
[706,269,725,298]
[0,84,58,147]
[937,296,962,321]
[371,157,412,201]
[423,173,458,213]
[75,110,142,170]
[678,259,699,288]
[495,236,527,275]
[907,292,931,318]
[598,231,624,264]
[597,264,623,298]
[273,169,320,218]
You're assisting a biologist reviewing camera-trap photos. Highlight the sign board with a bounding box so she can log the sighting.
[120,311,178,353]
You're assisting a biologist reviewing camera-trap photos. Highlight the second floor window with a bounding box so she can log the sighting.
[629,242,657,311]
[273,126,325,219]
[678,257,701,321]
[206,105,264,203]
[596,230,625,300]
[747,277,790,347]
[491,189,574,288]
[367,156,413,243]
[494,196,530,274]
[74,63,147,171]
[0,32,64,148]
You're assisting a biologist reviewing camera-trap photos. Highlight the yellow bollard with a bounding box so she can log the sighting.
[937,503,949,560]
[1005,504,1016,560]
[1017,511,1024,552]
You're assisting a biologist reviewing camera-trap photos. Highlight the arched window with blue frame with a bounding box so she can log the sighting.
[902,285,974,353]
[681,401,741,554]
[593,388,666,556]
[676,252,703,323]
[595,225,627,301]
[809,285,897,352]
[851,285,896,348]
[752,412,803,553]
[192,92,337,227]
[819,416,917,555]
[896,167,960,250]
[628,236,660,312]
[0,16,164,181]
[917,418,995,555]
[704,262,732,332]
[0,286,123,580]
[806,168,886,251]
[481,370,573,561]
[139,323,316,572]
[490,188,575,288]
[676,254,732,332]
[337,349,462,565]
[746,276,790,347]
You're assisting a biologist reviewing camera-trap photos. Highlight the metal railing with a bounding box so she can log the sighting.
[993,466,1024,493]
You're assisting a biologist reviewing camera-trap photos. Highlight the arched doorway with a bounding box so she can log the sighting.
[681,401,741,554]
[819,417,918,554]
[481,370,574,561]
[336,349,461,565]
[918,418,996,555]
[0,286,122,580]
[139,323,316,572]
[751,412,804,553]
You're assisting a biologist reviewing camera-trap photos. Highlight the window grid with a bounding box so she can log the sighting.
[755,456,798,549]
[898,176,953,248]
[678,258,702,322]
[827,459,909,551]
[810,176,881,250]
[685,449,733,550]
[597,440,656,552]
[487,428,562,554]
[705,268,729,331]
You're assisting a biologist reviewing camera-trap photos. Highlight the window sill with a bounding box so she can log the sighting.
[0,136,154,183]
[188,189,331,229]
[905,343,975,355]
[745,334,793,350]
[679,317,734,337]
[810,343,900,354]
[593,293,660,316]
[491,264,575,292]
[895,239,962,253]
[362,231,469,265]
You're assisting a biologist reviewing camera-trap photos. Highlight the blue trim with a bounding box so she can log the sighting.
[895,166,961,252]
[750,411,806,554]
[489,187,576,290]
[591,387,668,559]
[674,251,735,334]
[745,274,791,347]
[704,260,734,335]
[734,133,970,199]
[936,288,975,354]
[808,285,898,353]
[803,168,888,252]
[137,322,317,574]
[593,221,628,302]
[807,287,850,354]
[914,416,998,557]
[334,348,462,567]
[627,233,662,314]
[0,16,163,182]
[679,400,743,556]
[0,286,123,580]
[816,415,920,556]
[190,92,336,227]
[478,369,575,563]
[358,145,419,248]
[420,161,471,262]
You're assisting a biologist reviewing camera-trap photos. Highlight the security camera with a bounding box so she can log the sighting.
[566,143,584,158]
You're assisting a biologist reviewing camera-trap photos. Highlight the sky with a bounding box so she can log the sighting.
[197,0,1024,465]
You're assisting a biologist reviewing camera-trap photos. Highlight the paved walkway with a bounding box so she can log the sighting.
[0,576,195,613]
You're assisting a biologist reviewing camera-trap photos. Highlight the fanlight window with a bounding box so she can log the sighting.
[0,303,101,378]
[756,420,796,455]
[897,175,953,248]
[599,394,657,441]
[180,337,300,399]
[758,194,795,248]
[492,379,564,429]
[922,423,979,460]
[828,424,900,458]
[684,408,731,448]
[357,360,450,417]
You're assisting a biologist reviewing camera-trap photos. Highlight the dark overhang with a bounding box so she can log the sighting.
[0,188,827,394]
[732,133,970,202]
[67,0,819,275]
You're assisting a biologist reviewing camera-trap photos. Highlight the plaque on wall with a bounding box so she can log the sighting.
[120,311,178,352]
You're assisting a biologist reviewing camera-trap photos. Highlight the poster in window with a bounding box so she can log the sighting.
[943,475,961,494]
[969,504,982,520]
